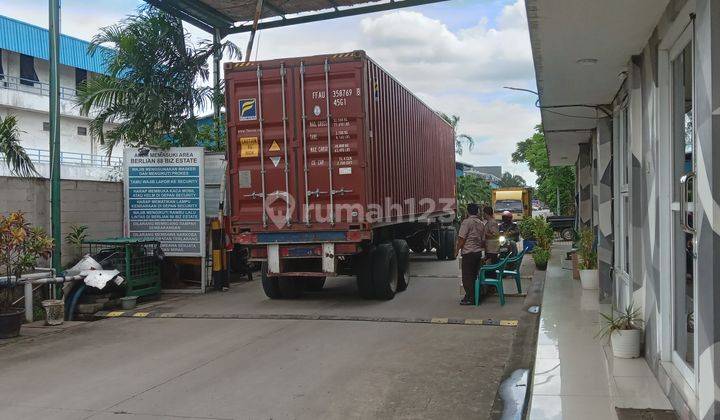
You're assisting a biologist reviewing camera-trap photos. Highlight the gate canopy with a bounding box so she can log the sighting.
[145,0,448,34]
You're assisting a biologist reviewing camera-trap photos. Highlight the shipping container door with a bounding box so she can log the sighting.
[230,64,299,229]
[295,58,365,228]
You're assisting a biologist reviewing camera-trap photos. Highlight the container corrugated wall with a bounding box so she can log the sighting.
[225,51,455,237]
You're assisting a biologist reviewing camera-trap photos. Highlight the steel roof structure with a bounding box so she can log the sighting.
[0,14,112,74]
[145,0,449,34]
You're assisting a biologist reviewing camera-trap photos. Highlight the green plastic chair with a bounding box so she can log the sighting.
[475,255,510,306]
[496,248,527,294]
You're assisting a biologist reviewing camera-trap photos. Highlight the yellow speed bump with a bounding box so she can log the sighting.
[105,311,125,317]
[499,320,519,327]
[430,317,449,324]
[132,312,150,317]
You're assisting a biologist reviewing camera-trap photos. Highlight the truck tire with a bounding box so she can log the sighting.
[392,239,410,292]
[561,227,575,241]
[278,277,303,299]
[356,248,375,299]
[261,262,282,299]
[373,243,398,300]
[305,277,326,292]
[435,229,446,260]
[444,227,457,261]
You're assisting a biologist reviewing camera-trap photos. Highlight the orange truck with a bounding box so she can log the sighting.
[491,187,532,220]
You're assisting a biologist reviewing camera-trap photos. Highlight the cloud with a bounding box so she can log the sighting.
[358,3,534,94]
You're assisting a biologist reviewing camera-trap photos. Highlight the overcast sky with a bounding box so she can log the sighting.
[0,0,540,184]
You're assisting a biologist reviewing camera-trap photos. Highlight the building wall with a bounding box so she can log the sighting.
[0,176,124,266]
[595,118,613,303]
[576,143,593,227]
[0,49,122,160]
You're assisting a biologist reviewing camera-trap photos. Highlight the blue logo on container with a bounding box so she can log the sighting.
[239,98,257,121]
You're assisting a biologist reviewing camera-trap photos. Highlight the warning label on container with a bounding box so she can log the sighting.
[269,141,281,152]
[240,137,259,157]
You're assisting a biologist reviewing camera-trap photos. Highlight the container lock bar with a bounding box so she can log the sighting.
[300,61,311,226]
[279,63,291,227]
[324,58,335,226]
[256,64,268,228]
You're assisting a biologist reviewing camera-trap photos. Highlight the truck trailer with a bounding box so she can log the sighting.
[492,187,533,220]
[225,51,456,300]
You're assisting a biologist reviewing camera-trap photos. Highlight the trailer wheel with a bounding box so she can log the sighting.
[356,248,375,299]
[373,243,398,300]
[561,227,575,241]
[435,229,447,260]
[305,277,326,292]
[278,277,303,299]
[444,227,457,261]
[261,262,282,299]
[392,239,410,292]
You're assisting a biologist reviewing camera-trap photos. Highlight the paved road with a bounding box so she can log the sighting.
[0,254,534,420]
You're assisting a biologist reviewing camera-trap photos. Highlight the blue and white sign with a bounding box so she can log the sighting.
[239,98,257,121]
[124,147,205,257]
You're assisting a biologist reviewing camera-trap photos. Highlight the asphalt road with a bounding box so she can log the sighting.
[0,254,535,420]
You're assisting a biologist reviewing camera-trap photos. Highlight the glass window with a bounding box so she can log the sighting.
[19,54,38,86]
[75,68,87,90]
[672,43,695,371]
[77,126,87,136]
[43,122,50,132]
[494,200,523,213]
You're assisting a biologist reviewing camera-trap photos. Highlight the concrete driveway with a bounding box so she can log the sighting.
[0,254,539,420]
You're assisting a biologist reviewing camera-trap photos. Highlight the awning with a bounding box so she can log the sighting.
[146,0,449,34]
[525,0,670,165]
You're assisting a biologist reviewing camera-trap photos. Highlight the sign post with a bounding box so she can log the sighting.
[124,147,206,291]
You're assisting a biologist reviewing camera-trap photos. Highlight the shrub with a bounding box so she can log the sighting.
[532,216,554,250]
[0,212,54,312]
[533,247,550,266]
[578,227,597,270]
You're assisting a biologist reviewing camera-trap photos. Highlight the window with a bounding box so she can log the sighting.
[19,54,39,86]
[77,126,87,136]
[43,122,50,131]
[494,200,524,213]
[75,68,87,90]
[0,49,4,79]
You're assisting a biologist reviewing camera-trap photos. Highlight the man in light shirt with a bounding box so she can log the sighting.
[456,203,485,305]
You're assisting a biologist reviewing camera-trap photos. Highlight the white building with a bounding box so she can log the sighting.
[0,15,121,180]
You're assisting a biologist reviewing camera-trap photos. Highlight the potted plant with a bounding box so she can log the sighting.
[577,227,598,289]
[0,212,54,338]
[518,218,537,252]
[532,247,550,270]
[597,304,644,358]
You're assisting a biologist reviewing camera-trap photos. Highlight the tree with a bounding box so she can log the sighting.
[0,115,37,178]
[499,171,526,187]
[512,125,575,215]
[440,113,474,155]
[456,174,491,220]
[77,6,240,156]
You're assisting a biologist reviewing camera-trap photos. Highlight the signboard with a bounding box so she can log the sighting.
[124,147,205,257]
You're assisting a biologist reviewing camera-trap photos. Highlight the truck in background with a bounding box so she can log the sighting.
[492,187,532,220]
[225,51,457,301]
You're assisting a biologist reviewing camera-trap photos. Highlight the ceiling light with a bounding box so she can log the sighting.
[576,58,598,66]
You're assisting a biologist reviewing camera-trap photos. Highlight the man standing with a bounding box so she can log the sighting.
[483,205,500,264]
[456,203,485,305]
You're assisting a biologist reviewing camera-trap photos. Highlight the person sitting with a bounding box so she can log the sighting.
[499,211,520,242]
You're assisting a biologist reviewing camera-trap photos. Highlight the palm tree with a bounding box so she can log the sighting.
[440,113,474,155]
[0,115,37,177]
[77,6,240,156]
[499,171,526,187]
[456,174,491,220]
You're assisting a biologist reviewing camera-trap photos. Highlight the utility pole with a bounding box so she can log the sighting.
[49,0,61,272]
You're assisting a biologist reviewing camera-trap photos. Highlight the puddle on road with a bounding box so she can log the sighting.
[499,368,529,420]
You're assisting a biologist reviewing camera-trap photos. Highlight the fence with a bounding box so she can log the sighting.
[0,73,77,100]
[20,148,123,168]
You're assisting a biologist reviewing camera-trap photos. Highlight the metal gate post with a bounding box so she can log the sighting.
[49,0,62,272]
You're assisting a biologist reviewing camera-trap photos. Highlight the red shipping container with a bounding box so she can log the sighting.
[224,51,457,299]
[226,51,455,235]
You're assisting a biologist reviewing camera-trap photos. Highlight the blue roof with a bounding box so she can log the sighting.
[0,15,111,74]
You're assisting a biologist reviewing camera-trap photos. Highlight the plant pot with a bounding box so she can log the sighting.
[523,239,536,252]
[534,260,548,271]
[120,296,138,310]
[579,269,599,290]
[571,253,580,280]
[611,329,641,358]
[0,309,24,339]
[41,299,65,326]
